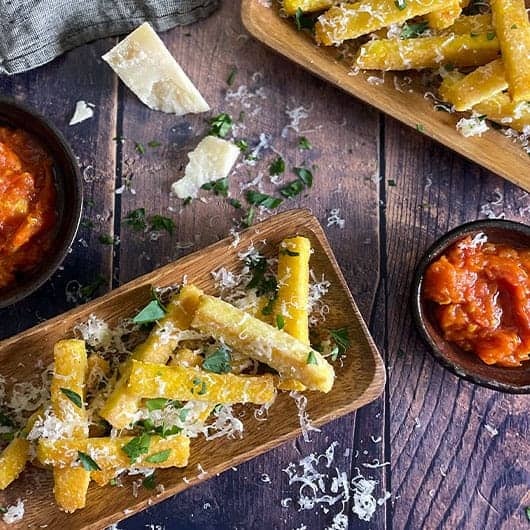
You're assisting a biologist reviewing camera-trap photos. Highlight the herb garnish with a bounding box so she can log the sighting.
[98,234,116,245]
[0,411,15,428]
[135,142,145,155]
[298,136,312,150]
[203,345,232,374]
[306,351,318,365]
[80,275,106,300]
[294,7,316,31]
[293,167,313,187]
[246,190,283,209]
[235,139,249,152]
[269,156,285,176]
[80,219,94,229]
[242,206,256,228]
[280,179,304,198]
[124,208,147,231]
[145,450,171,464]
[143,473,156,489]
[133,299,166,324]
[400,22,428,39]
[227,66,238,86]
[122,433,151,463]
[394,0,406,9]
[78,451,101,471]
[486,31,496,40]
[201,177,229,196]
[145,398,172,412]
[60,388,82,408]
[329,328,350,359]
[209,113,233,138]
[229,198,242,209]
[276,314,285,330]
[281,248,300,257]
[149,215,175,235]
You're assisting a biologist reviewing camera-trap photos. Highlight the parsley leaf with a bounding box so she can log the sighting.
[298,136,312,150]
[294,7,316,31]
[80,218,94,229]
[143,473,156,489]
[80,275,105,300]
[203,345,232,374]
[122,433,151,463]
[148,140,162,148]
[0,411,15,428]
[242,206,256,228]
[227,66,238,86]
[135,142,145,155]
[133,300,166,324]
[78,451,101,471]
[60,388,82,408]
[235,139,249,152]
[98,234,116,245]
[329,328,350,356]
[124,208,147,231]
[280,179,304,198]
[400,22,428,39]
[201,177,229,196]
[145,398,172,412]
[306,351,318,365]
[394,0,406,9]
[293,167,313,187]
[145,449,171,464]
[208,113,233,138]
[149,215,175,235]
[229,198,242,209]
[276,314,285,330]
[246,190,283,209]
[525,506,530,521]
[269,156,285,176]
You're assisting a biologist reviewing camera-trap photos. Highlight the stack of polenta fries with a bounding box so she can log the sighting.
[0,236,340,513]
[284,0,530,133]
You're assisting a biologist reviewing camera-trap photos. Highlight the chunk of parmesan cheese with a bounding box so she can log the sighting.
[171,136,240,198]
[102,22,209,115]
[69,100,95,125]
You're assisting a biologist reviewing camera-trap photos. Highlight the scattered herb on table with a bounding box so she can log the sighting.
[280,179,304,198]
[229,198,242,209]
[80,275,106,300]
[147,140,161,148]
[269,156,285,176]
[201,177,229,197]
[98,234,116,245]
[80,218,94,229]
[242,206,256,228]
[227,66,238,86]
[246,190,283,209]
[208,113,233,138]
[293,167,313,187]
[143,472,156,489]
[235,139,249,152]
[149,215,175,235]
[124,208,147,231]
[135,142,145,155]
[298,136,312,150]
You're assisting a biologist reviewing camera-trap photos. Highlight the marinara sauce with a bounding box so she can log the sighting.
[0,127,56,290]
[423,234,530,367]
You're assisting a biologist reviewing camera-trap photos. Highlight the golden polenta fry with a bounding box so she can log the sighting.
[355,33,499,71]
[37,434,190,469]
[283,0,334,15]
[315,0,447,45]
[439,59,507,111]
[100,285,203,429]
[128,361,276,405]
[446,14,493,34]
[50,339,90,513]
[191,294,335,392]
[490,0,530,102]
[0,438,30,490]
[473,94,530,132]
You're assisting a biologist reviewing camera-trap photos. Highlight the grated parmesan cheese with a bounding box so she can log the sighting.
[281,105,310,138]
[2,499,24,524]
[456,114,489,137]
[326,209,345,229]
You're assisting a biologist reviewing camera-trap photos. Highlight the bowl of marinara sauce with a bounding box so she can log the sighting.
[0,97,82,308]
[412,219,530,394]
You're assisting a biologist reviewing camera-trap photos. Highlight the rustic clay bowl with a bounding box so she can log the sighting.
[411,219,530,394]
[0,97,83,309]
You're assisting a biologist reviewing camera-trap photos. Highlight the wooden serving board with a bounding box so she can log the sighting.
[0,209,385,530]
[241,1,530,192]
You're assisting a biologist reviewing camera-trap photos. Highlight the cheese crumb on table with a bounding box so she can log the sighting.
[102,22,209,115]
[171,136,240,199]
[2,498,24,524]
[69,100,95,125]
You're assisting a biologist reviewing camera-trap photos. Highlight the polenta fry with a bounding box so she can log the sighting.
[426,0,461,31]
[283,0,334,15]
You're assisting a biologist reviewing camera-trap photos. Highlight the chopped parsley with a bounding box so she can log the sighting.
[203,345,232,374]
[143,473,156,489]
[229,198,242,209]
[280,179,304,198]
[227,66,238,86]
[394,0,406,9]
[80,275,105,300]
[135,142,145,155]
[98,234,116,245]
[132,299,166,324]
[416,124,425,133]
[197,382,208,395]
[235,139,249,152]
[0,507,6,514]
[329,328,350,358]
[306,351,318,365]
[388,179,397,187]
[149,215,175,235]
[80,218,94,229]
[145,398,172,412]
[525,506,530,521]
[486,31,496,40]
[294,7,316,31]
[60,388,82,408]
[298,136,312,150]
[293,167,313,187]
[276,314,285,330]
[246,190,283,209]
[242,206,256,228]
[269,156,285,176]
[0,411,15,428]
[208,113,233,138]
[281,248,300,257]
[124,208,147,231]
[511,24,518,29]
[78,451,101,471]
[245,254,277,297]
[85,198,95,207]
[400,21,428,39]
[122,433,151,463]
[183,196,192,206]
[148,140,162,148]
[145,449,171,464]
[201,177,229,197]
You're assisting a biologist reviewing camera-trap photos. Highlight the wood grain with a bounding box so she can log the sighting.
[0,210,384,530]
[241,0,530,193]
[384,116,530,530]
[0,40,117,338]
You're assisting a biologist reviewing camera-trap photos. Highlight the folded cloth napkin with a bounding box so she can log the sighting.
[0,0,219,75]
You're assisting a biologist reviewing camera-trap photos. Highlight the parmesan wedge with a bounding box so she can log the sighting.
[102,22,209,115]
[69,101,94,125]
[171,136,240,199]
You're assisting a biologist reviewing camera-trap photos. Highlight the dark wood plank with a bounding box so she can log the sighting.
[116,3,384,529]
[0,40,117,339]
[384,116,530,530]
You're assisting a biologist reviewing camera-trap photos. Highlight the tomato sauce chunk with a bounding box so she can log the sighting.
[0,127,56,290]
[423,234,530,367]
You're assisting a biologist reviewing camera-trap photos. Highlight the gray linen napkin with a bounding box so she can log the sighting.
[0,0,219,75]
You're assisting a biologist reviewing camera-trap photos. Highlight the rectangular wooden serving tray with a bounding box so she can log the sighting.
[241,1,530,192]
[0,209,385,530]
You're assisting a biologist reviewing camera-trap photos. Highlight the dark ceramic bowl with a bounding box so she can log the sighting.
[411,219,530,394]
[0,97,83,309]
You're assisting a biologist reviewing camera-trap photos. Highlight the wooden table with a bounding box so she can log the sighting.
[1,3,529,529]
